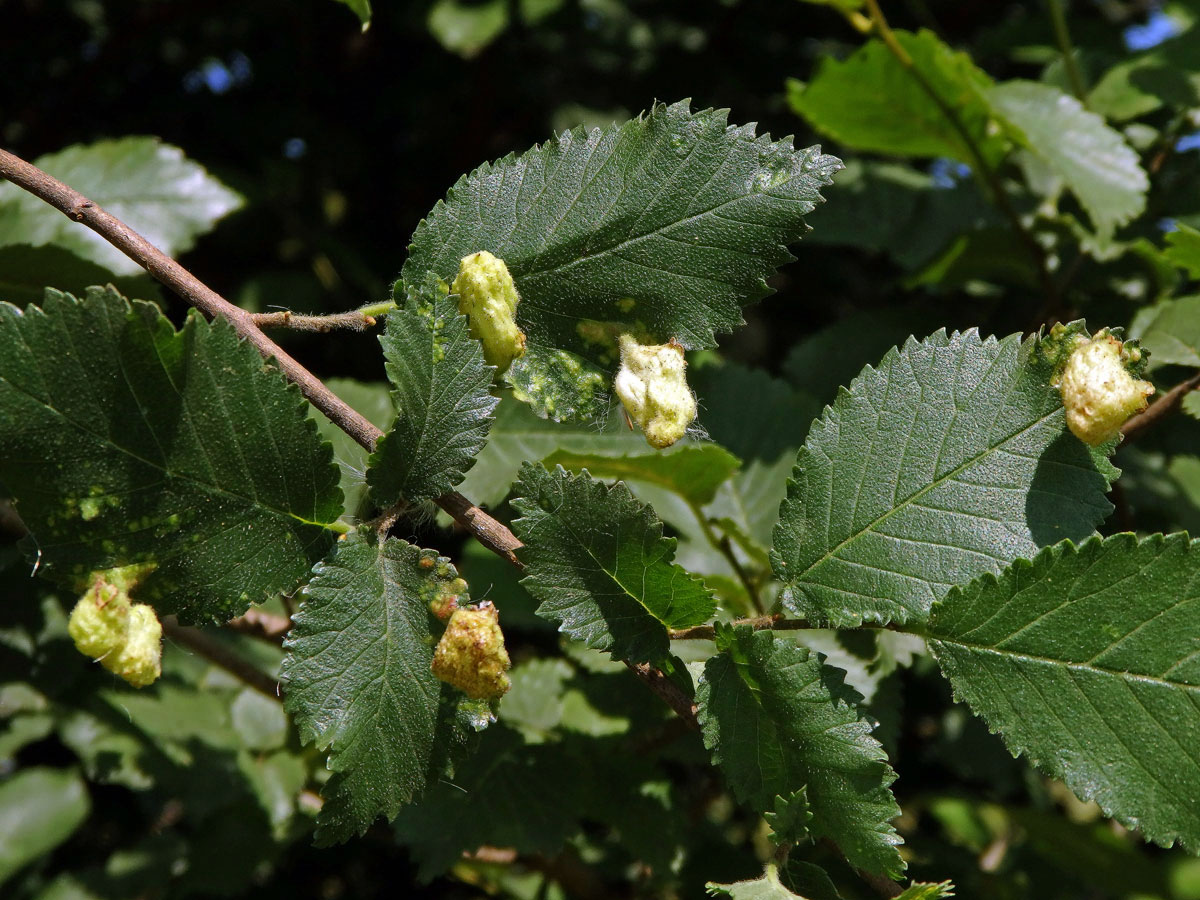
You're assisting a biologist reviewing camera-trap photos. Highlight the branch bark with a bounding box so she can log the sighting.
[0,146,522,568]
[162,617,281,700]
[1122,370,1200,442]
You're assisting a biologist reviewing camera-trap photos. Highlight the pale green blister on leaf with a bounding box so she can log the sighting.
[402,100,840,421]
[697,625,905,879]
[0,287,343,622]
[368,293,498,504]
[771,329,1118,628]
[282,534,484,846]
[511,462,716,664]
[928,533,1200,852]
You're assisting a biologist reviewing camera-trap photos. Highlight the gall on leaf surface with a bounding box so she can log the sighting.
[697,624,905,879]
[772,328,1118,628]
[282,533,483,845]
[511,462,715,664]
[928,533,1200,851]
[0,286,342,622]
[401,100,840,420]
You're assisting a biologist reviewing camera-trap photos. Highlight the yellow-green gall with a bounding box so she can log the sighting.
[613,334,697,449]
[1055,330,1155,446]
[451,250,526,373]
[68,570,162,688]
[431,601,511,700]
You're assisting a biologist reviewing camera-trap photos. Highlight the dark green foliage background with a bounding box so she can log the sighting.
[4,2,1200,899]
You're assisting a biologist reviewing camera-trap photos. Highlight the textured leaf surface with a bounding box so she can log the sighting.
[544,443,741,506]
[368,296,497,503]
[282,534,479,845]
[0,138,242,276]
[986,81,1147,239]
[772,329,1117,627]
[1164,223,1200,279]
[511,463,715,663]
[0,287,342,621]
[928,534,1200,851]
[1133,296,1200,369]
[788,30,1002,165]
[697,625,904,878]
[403,100,840,360]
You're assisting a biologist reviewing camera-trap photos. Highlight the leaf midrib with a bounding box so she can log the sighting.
[930,639,1200,694]
[796,402,1063,587]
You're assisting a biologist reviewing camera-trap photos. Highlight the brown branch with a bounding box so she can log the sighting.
[226,608,292,644]
[162,617,280,699]
[0,146,521,568]
[628,662,700,728]
[251,309,378,332]
[1121,370,1200,442]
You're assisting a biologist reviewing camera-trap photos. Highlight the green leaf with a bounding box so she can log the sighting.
[402,101,840,416]
[691,361,820,464]
[455,394,646,507]
[281,533,480,845]
[0,767,91,884]
[0,287,342,621]
[544,443,741,506]
[772,329,1117,628]
[368,295,497,504]
[706,863,806,899]
[927,533,1200,850]
[1133,296,1200,369]
[392,725,582,880]
[311,378,395,517]
[505,341,610,422]
[511,463,715,664]
[1088,29,1200,121]
[0,244,159,306]
[1164,223,1200,279]
[986,81,1148,239]
[794,160,1000,272]
[895,882,955,900]
[0,138,242,276]
[788,30,1003,165]
[427,0,509,58]
[1185,391,1200,420]
[333,0,370,27]
[765,787,813,847]
[697,625,904,878]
